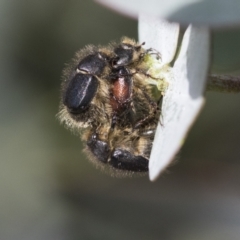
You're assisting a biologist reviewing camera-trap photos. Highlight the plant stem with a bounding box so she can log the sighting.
[206,74,240,93]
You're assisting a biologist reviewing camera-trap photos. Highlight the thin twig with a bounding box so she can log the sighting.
[206,74,240,93]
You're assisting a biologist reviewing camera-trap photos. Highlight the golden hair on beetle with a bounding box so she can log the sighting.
[58,37,163,175]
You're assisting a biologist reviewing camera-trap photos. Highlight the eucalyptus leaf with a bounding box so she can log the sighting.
[96,0,240,28]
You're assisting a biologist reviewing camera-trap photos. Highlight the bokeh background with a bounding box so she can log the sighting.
[1,1,240,240]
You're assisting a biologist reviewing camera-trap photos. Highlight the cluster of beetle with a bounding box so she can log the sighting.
[58,37,162,175]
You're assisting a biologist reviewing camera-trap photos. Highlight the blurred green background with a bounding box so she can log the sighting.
[1,1,240,240]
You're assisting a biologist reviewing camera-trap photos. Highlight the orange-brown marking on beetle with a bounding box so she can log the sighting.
[111,76,131,111]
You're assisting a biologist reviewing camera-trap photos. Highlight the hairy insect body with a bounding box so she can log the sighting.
[109,67,133,129]
[84,125,155,174]
[59,45,114,130]
[58,37,162,175]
